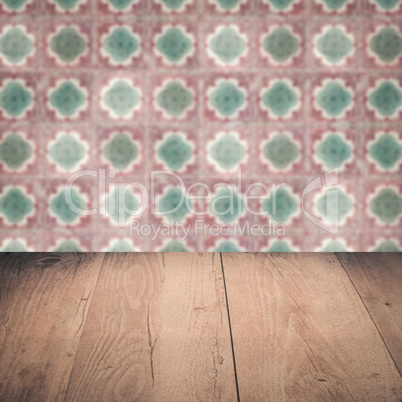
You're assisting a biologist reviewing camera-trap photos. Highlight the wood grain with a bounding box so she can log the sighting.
[0,253,105,402]
[336,252,402,375]
[221,253,402,401]
[64,253,236,402]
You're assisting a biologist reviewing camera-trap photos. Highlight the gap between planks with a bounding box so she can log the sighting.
[219,252,240,402]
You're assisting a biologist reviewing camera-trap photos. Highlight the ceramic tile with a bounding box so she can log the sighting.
[363,19,402,69]
[202,18,254,70]
[0,21,40,70]
[95,72,146,123]
[150,19,199,70]
[97,20,148,70]
[256,73,307,123]
[44,72,92,122]
[42,19,93,70]
[310,72,361,123]
[149,125,199,176]
[202,124,254,177]
[42,123,95,176]
[309,124,359,175]
[255,124,306,175]
[203,73,253,123]
[363,125,402,176]
[256,18,307,70]
[0,123,39,176]
[310,18,361,71]
[0,73,40,122]
[150,73,199,124]
[0,179,39,229]
[96,125,147,176]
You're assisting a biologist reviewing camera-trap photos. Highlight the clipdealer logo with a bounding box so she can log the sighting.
[62,168,340,235]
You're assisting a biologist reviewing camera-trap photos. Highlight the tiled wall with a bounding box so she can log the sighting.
[0,0,401,251]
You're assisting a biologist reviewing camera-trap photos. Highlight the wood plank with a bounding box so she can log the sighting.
[64,253,236,402]
[222,252,402,401]
[0,252,105,402]
[336,252,402,374]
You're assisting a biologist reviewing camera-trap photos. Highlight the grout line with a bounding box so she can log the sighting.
[219,252,240,402]
[62,252,109,402]
[335,252,402,378]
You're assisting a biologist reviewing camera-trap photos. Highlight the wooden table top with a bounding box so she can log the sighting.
[0,253,401,401]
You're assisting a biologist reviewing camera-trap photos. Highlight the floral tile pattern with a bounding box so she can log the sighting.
[0,0,401,251]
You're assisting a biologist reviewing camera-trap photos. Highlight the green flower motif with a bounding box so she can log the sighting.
[208,132,247,171]
[369,27,402,65]
[0,239,29,252]
[49,132,87,171]
[260,80,300,119]
[207,25,247,66]
[368,132,402,171]
[214,240,242,252]
[263,0,298,11]
[315,79,353,119]
[102,0,138,11]
[155,26,194,66]
[315,132,353,170]
[49,26,87,65]
[0,26,34,66]
[160,240,189,252]
[0,79,33,119]
[316,0,352,11]
[155,0,192,11]
[316,187,354,224]
[49,0,86,11]
[48,80,87,119]
[103,132,139,171]
[261,26,300,65]
[210,188,244,223]
[157,187,192,223]
[372,240,401,252]
[208,79,246,119]
[0,132,33,171]
[156,80,194,119]
[50,187,87,225]
[106,188,140,225]
[157,132,193,171]
[265,240,295,252]
[53,240,83,252]
[314,26,354,66]
[101,80,141,120]
[368,80,402,119]
[369,187,402,224]
[262,187,299,223]
[370,0,402,11]
[102,26,140,66]
[107,239,136,252]
[209,0,246,11]
[319,239,349,252]
[0,0,31,11]
[0,187,33,225]
[262,132,300,171]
